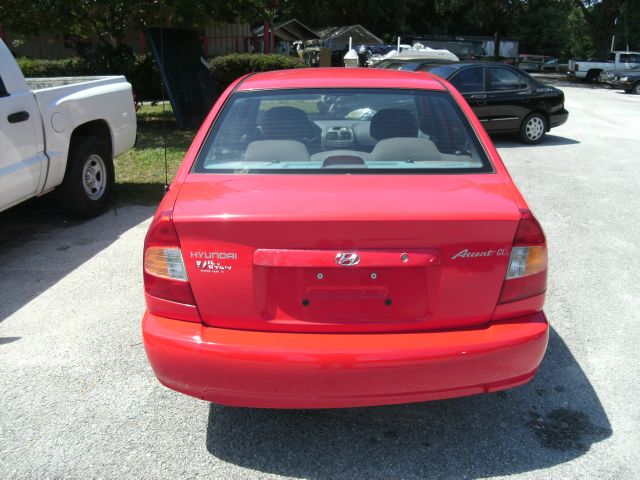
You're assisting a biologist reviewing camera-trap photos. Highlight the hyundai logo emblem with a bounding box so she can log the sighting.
[335,252,360,266]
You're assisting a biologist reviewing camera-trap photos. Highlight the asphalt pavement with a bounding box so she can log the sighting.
[1,83,639,479]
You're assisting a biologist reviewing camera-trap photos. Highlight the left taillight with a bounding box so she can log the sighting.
[143,210,200,321]
[498,209,548,304]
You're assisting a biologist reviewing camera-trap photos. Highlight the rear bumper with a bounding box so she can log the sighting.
[143,311,548,409]
[550,109,569,129]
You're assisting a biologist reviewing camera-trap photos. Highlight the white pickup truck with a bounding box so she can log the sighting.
[0,39,136,217]
[568,51,640,83]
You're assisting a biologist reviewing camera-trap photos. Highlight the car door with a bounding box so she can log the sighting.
[485,66,532,133]
[0,72,44,210]
[446,66,492,126]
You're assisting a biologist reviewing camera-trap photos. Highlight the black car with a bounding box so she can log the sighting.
[378,61,569,144]
[612,66,640,94]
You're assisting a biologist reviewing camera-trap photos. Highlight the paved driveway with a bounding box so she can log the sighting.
[1,84,639,479]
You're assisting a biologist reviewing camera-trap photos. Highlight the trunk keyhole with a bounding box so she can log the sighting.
[302,299,310,307]
[384,299,392,306]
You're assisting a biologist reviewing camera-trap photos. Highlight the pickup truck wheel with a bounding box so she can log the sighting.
[584,70,598,83]
[56,135,114,218]
[633,82,640,95]
[520,112,546,144]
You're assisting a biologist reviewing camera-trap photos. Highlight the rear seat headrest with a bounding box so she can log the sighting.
[370,108,418,140]
[370,137,441,162]
[244,140,310,163]
[262,107,317,141]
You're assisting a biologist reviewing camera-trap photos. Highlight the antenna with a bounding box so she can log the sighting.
[160,1,169,194]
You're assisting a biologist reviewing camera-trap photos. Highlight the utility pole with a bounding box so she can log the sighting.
[610,16,618,52]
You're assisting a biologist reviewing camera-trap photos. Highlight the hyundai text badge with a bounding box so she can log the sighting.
[335,252,360,266]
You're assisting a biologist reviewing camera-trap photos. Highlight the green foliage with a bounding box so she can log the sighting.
[15,53,306,101]
[3,0,637,62]
[208,54,306,92]
[16,54,162,100]
[128,53,164,101]
[16,57,90,77]
[0,1,273,48]
[115,103,194,205]
[510,1,576,58]
[564,6,594,59]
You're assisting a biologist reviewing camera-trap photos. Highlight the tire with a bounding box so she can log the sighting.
[584,70,599,83]
[633,82,640,95]
[56,135,114,218]
[519,112,547,144]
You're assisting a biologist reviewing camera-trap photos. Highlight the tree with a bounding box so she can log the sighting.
[0,0,273,50]
[573,0,625,58]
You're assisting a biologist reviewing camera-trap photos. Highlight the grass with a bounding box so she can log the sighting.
[114,103,196,205]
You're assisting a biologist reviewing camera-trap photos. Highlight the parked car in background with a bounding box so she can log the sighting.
[374,57,455,71]
[610,66,640,94]
[142,68,549,409]
[0,39,136,217]
[568,51,640,83]
[600,65,640,85]
[516,54,557,72]
[378,60,568,144]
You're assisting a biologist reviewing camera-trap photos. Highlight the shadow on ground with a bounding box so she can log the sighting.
[205,328,610,479]
[0,196,154,322]
[494,134,580,149]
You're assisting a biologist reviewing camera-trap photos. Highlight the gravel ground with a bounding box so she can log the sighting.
[1,84,639,479]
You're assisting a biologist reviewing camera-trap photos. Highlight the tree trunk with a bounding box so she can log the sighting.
[574,0,619,59]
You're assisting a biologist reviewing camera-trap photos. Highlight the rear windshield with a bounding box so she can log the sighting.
[424,65,457,78]
[375,60,422,70]
[193,88,492,174]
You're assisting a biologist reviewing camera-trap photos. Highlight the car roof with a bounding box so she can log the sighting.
[443,62,517,69]
[235,67,447,92]
[380,57,454,64]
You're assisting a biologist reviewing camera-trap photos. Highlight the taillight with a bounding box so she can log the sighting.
[145,248,188,281]
[143,210,199,321]
[498,209,547,304]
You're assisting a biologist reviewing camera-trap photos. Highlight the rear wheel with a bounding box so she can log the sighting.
[56,135,114,218]
[520,112,547,144]
[633,82,640,95]
[584,70,599,83]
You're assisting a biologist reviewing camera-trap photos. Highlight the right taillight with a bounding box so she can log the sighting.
[498,209,548,304]
[143,209,200,322]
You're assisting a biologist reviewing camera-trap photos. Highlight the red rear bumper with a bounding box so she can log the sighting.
[143,311,548,409]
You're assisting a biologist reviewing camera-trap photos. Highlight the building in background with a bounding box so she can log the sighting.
[250,19,320,55]
[313,25,383,52]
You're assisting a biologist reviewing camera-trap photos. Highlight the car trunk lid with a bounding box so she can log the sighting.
[173,174,520,333]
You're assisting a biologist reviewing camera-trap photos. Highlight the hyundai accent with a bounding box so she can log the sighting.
[142,68,549,408]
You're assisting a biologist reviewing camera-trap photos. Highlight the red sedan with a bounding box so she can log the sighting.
[142,68,548,409]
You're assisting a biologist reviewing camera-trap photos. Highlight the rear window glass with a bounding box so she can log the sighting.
[488,67,528,91]
[620,54,640,63]
[425,65,457,78]
[376,61,422,71]
[449,66,485,93]
[192,88,492,174]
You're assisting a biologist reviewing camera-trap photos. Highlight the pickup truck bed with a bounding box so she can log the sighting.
[568,51,640,82]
